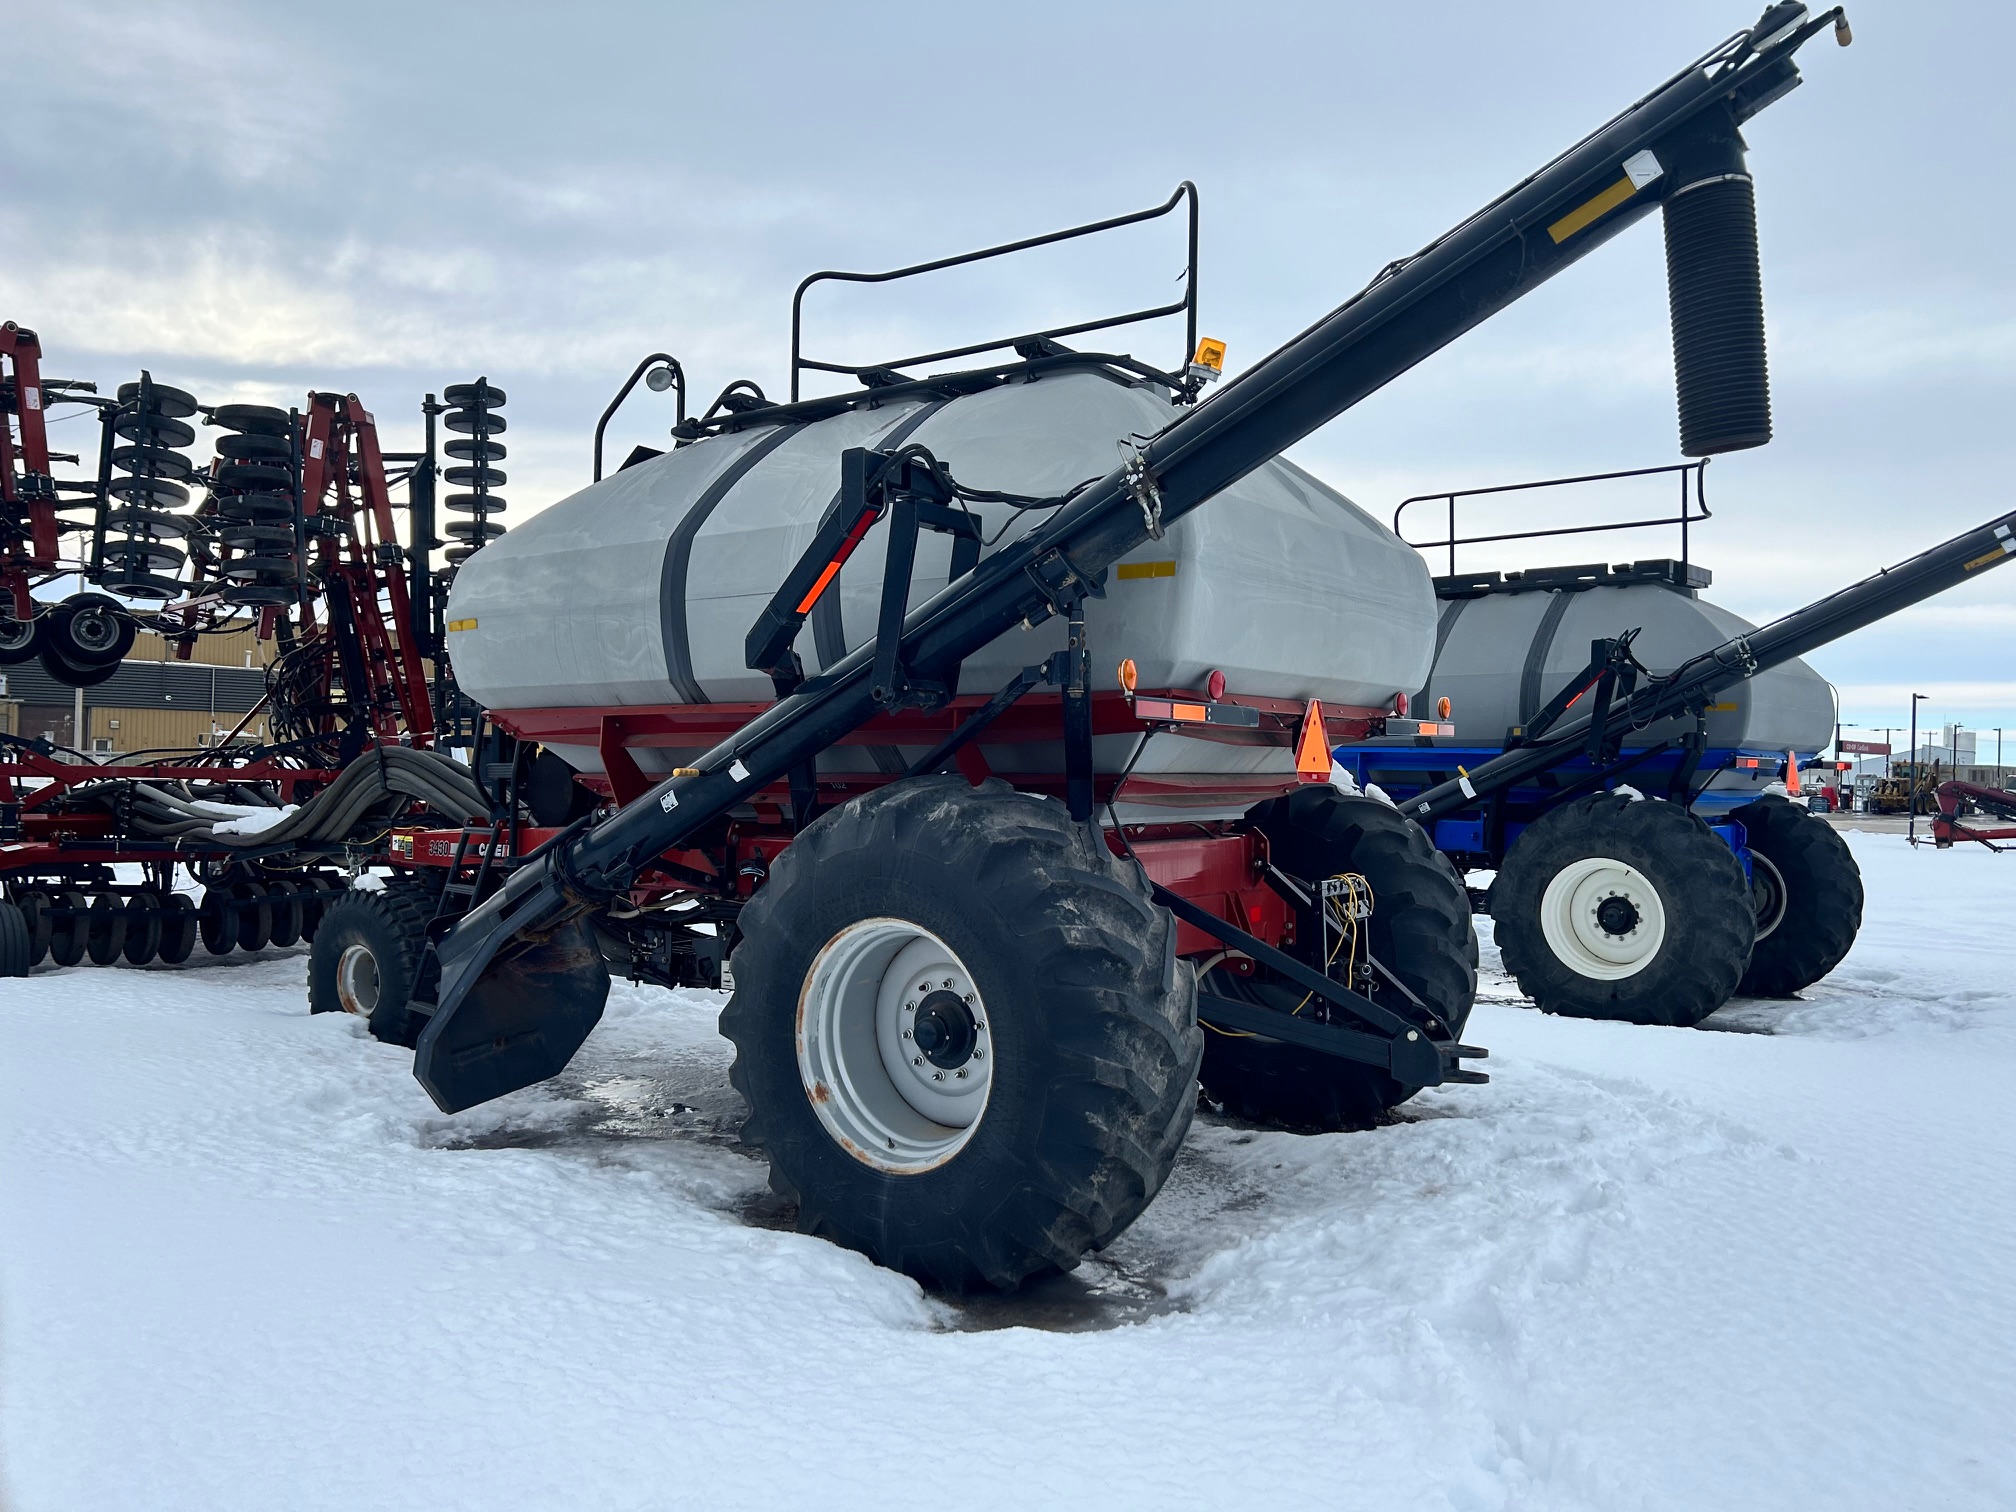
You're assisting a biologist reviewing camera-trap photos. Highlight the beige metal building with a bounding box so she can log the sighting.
[2,617,277,757]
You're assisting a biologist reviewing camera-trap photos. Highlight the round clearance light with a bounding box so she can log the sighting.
[1206,668,1227,701]
[1394,691,1409,717]
[1118,658,1138,693]
[1437,696,1452,720]
[645,365,676,392]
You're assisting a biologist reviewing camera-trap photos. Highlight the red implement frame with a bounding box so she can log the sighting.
[1,322,60,618]
[1932,779,2016,850]
[384,686,1382,956]
[488,690,1383,808]
[298,394,435,745]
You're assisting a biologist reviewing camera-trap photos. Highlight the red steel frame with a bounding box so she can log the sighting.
[1932,780,2016,849]
[297,394,435,745]
[1,322,61,619]
[383,688,1392,957]
[1,386,428,882]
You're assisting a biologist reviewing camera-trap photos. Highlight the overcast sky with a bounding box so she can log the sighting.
[6,0,2011,748]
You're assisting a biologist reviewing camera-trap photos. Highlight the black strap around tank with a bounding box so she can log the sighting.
[1412,595,1471,719]
[810,397,953,672]
[660,425,803,705]
[1518,589,1577,727]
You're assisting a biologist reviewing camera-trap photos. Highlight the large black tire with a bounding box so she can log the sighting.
[1733,795,1864,997]
[0,899,29,977]
[1199,788,1479,1132]
[721,776,1201,1292]
[308,882,438,1046]
[1494,792,1754,1027]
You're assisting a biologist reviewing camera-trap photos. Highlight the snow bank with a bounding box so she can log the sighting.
[2,832,2012,1511]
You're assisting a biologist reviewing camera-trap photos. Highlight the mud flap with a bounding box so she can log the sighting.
[412,877,610,1113]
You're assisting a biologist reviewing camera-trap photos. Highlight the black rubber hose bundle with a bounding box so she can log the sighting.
[99,747,492,848]
[1663,173,1771,456]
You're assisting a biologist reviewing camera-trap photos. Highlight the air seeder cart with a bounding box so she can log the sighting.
[330,7,1866,1290]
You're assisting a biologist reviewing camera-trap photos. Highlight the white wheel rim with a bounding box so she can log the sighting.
[1750,851,1787,941]
[796,918,992,1174]
[335,943,380,1014]
[1538,855,1667,981]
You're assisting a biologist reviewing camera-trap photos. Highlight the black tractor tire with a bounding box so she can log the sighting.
[721,776,1202,1292]
[1199,787,1479,1132]
[1494,792,1755,1027]
[1733,795,1865,997]
[156,894,198,965]
[308,882,438,1047]
[0,899,29,977]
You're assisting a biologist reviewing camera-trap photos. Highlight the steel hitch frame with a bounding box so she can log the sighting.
[1153,885,1489,1087]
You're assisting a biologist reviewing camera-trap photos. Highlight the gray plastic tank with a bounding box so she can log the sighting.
[1416,562,1836,795]
[445,365,1435,815]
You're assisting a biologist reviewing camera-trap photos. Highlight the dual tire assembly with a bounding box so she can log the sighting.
[1491,791,1864,1027]
[721,777,1478,1290]
[295,777,1477,1291]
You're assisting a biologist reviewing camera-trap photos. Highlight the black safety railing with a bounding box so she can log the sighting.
[1394,460,1711,577]
[789,182,1199,402]
[593,353,687,483]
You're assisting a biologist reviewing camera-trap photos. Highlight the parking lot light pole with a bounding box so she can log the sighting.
[1909,694,1927,843]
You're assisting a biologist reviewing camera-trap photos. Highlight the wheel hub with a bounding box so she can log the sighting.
[911,989,978,1068]
[797,919,993,1174]
[69,608,120,655]
[1538,855,1668,981]
[335,942,381,1015]
[1595,894,1641,936]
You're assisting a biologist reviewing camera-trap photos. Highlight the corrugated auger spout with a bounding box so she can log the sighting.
[1659,2,1851,455]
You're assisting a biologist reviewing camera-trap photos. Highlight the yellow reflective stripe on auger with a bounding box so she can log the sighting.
[1547,174,1641,244]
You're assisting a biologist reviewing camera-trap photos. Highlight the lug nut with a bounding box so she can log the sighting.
[932,1071,944,1081]
[912,1056,923,1066]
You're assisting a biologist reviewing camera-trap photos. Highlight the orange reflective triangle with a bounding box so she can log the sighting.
[1295,699,1331,782]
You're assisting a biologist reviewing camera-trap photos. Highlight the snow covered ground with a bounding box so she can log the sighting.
[4,831,2013,1511]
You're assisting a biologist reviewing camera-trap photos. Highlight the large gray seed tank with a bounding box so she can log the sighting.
[446,365,1436,815]
[1419,569,1837,792]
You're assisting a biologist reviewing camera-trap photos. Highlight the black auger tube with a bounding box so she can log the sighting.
[414,7,1847,1114]
[1403,509,2016,824]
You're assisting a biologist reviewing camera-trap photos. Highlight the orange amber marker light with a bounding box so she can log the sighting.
[1118,657,1138,693]
[1437,696,1452,721]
